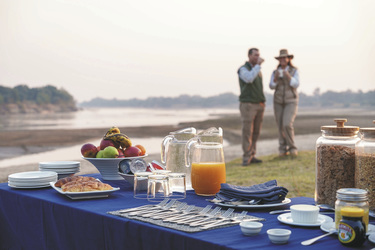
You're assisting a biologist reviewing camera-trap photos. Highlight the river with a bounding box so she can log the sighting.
[0,107,239,168]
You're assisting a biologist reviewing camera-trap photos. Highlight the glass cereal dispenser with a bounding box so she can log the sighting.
[315,118,360,207]
[355,120,375,210]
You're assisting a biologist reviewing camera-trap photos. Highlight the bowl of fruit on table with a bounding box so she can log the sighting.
[81,126,147,180]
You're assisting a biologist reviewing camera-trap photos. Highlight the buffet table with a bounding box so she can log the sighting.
[1,174,374,250]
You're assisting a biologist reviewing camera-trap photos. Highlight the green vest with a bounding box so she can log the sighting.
[238,62,266,103]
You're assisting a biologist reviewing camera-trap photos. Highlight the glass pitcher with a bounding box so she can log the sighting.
[185,127,226,196]
[161,127,196,190]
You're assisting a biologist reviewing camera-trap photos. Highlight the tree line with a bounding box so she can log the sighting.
[0,85,75,105]
[80,89,375,108]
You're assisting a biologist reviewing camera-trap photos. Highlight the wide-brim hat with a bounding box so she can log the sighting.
[275,49,294,59]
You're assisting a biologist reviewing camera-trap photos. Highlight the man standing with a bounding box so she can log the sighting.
[238,48,266,166]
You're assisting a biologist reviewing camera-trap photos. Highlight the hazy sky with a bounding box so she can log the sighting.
[1,0,374,102]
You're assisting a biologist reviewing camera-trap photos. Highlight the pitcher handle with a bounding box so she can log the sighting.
[185,138,198,168]
[161,135,173,164]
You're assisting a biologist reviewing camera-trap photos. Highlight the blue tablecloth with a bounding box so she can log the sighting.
[0,174,374,250]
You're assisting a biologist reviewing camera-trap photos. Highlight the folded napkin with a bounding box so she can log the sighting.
[215,180,288,204]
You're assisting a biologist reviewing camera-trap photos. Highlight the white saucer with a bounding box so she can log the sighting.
[277,213,333,227]
[368,233,375,243]
[320,221,375,236]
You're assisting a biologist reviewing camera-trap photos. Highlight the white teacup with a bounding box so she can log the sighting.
[290,204,319,224]
[278,69,283,78]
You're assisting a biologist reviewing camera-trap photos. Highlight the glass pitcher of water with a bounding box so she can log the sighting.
[161,127,196,190]
[185,127,226,196]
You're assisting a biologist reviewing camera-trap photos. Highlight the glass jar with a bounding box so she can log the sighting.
[338,207,366,247]
[355,120,375,210]
[335,188,369,232]
[315,119,359,207]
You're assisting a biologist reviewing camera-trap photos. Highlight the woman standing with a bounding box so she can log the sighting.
[269,49,300,157]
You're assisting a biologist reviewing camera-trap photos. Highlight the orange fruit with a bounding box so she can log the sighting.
[135,144,146,156]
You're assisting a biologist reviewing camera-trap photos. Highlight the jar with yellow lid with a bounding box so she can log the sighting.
[355,120,375,210]
[338,206,366,247]
[335,188,369,232]
[315,119,360,207]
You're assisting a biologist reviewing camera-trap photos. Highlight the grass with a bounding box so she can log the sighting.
[225,150,316,198]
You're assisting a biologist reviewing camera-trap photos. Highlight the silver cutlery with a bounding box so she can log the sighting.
[301,229,336,245]
[137,200,177,218]
[317,204,335,211]
[200,211,250,230]
[149,203,188,220]
[163,205,210,223]
[184,207,222,226]
[176,206,219,225]
[119,199,170,214]
[190,208,234,227]
[207,198,261,206]
[173,205,212,224]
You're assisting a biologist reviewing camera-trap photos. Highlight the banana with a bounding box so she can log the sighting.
[104,133,132,149]
[104,126,121,137]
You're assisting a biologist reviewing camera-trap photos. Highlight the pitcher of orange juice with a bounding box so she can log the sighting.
[185,127,226,196]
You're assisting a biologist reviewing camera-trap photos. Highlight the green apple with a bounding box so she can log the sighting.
[103,146,119,158]
[96,150,104,158]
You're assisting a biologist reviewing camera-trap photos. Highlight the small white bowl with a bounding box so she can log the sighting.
[240,221,263,236]
[290,204,319,224]
[267,228,291,244]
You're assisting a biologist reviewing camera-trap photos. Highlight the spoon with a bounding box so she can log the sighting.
[317,204,335,211]
[301,229,336,245]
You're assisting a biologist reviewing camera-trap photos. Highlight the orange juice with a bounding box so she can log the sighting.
[191,162,226,196]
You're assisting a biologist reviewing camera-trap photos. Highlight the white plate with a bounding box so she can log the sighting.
[320,221,375,236]
[39,161,80,169]
[368,233,375,243]
[8,182,51,189]
[278,213,333,227]
[40,169,80,174]
[49,181,120,200]
[215,198,291,209]
[8,171,57,181]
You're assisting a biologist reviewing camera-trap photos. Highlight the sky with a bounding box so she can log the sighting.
[1,0,374,102]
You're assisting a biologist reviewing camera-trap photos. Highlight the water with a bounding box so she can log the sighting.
[0,107,238,131]
[0,107,237,168]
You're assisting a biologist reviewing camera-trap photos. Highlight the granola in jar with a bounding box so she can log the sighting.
[315,119,359,207]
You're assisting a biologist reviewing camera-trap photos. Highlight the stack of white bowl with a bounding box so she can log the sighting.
[8,171,57,189]
[39,161,80,179]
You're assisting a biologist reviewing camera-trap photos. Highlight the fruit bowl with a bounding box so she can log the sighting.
[83,155,148,180]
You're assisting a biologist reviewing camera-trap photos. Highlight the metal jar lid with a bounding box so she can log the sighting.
[336,188,368,201]
[321,118,359,136]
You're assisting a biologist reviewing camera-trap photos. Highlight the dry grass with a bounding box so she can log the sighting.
[225,150,316,198]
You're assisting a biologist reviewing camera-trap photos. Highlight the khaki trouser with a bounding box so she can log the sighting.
[240,102,265,162]
[273,102,298,154]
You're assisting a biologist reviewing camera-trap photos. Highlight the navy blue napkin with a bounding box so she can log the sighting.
[215,180,288,204]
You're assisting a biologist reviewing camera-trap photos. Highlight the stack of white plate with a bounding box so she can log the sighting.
[39,161,80,179]
[8,171,57,189]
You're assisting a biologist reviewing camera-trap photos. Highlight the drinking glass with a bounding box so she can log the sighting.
[134,172,153,199]
[147,174,170,202]
[168,173,186,200]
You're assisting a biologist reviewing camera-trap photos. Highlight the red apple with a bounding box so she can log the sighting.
[124,146,142,157]
[100,139,117,150]
[81,143,98,158]
[118,148,125,158]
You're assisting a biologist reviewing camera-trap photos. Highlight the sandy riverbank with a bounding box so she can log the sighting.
[1,107,373,183]
[0,132,319,183]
